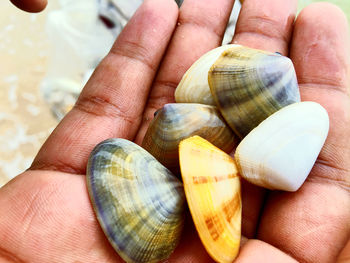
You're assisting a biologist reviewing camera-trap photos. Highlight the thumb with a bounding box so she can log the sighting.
[10,0,47,12]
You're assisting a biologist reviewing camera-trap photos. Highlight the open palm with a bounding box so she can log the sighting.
[1,0,349,262]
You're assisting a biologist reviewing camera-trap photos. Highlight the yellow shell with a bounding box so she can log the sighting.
[179,136,241,263]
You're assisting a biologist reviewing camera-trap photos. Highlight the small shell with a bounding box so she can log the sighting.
[179,136,241,263]
[142,103,238,173]
[209,45,300,138]
[235,102,329,191]
[87,139,185,263]
[175,44,240,105]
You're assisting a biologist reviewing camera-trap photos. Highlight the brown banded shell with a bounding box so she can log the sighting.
[142,103,238,173]
[209,45,300,138]
[87,138,185,263]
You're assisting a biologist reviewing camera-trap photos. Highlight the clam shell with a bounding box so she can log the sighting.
[142,103,238,173]
[179,136,241,263]
[235,102,329,191]
[87,138,185,263]
[175,44,240,105]
[209,45,300,138]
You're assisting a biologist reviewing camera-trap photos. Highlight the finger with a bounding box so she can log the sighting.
[233,0,297,55]
[231,0,298,238]
[235,239,298,263]
[258,3,350,263]
[291,3,350,182]
[31,0,179,174]
[134,0,236,144]
[10,0,47,12]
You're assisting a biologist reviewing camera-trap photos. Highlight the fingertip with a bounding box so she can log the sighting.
[112,0,179,63]
[295,2,350,53]
[291,1,350,94]
[233,0,298,55]
[121,0,179,46]
[296,2,350,57]
[10,0,47,13]
[298,2,348,28]
[143,0,179,22]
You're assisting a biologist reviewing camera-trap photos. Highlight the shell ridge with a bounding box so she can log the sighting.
[87,138,185,263]
[179,136,241,263]
[142,103,237,171]
[208,46,300,138]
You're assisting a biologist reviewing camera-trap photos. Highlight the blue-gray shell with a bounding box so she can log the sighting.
[87,138,185,263]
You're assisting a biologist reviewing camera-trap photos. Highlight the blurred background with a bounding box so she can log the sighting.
[0,0,349,187]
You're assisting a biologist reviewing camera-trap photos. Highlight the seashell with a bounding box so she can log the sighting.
[235,102,329,192]
[142,103,238,173]
[179,136,241,263]
[86,138,185,263]
[175,44,240,105]
[209,45,300,138]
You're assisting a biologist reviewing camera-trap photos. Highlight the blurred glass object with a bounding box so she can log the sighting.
[41,0,117,120]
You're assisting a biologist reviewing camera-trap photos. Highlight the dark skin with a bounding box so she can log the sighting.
[1,0,350,262]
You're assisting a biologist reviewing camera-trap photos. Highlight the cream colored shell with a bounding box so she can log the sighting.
[175,44,240,105]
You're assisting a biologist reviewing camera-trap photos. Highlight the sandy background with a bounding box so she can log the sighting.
[0,1,58,186]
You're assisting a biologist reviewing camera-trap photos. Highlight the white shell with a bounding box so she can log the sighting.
[175,44,240,105]
[235,102,329,192]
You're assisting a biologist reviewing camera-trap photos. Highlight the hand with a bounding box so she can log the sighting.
[10,0,47,12]
[1,0,349,262]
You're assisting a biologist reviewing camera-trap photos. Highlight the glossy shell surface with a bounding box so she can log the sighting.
[235,102,329,191]
[179,136,241,263]
[209,45,300,138]
[142,103,237,173]
[87,138,185,263]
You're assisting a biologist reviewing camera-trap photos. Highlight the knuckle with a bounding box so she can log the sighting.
[75,95,135,125]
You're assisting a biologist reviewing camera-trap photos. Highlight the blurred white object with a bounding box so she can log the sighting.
[41,0,118,119]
